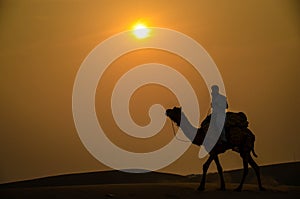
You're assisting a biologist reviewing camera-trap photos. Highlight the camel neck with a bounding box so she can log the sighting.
[179,113,198,142]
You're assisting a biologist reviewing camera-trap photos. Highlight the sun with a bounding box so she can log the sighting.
[132,23,151,39]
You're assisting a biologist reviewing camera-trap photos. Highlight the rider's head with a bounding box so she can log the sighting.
[211,85,219,94]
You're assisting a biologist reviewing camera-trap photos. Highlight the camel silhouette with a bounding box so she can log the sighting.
[166,107,265,191]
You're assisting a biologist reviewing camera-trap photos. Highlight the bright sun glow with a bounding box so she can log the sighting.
[132,23,151,39]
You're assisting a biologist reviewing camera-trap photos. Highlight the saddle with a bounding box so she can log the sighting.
[200,112,251,149]
[201,112,249,129]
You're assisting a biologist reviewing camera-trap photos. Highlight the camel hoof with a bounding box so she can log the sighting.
[259,187,266,191]
[234,187,242,192]
[197,186,205,191]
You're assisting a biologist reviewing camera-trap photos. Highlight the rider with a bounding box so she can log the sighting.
[211,85,228,143]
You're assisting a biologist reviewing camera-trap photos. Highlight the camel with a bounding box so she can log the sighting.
[166,106,265,191]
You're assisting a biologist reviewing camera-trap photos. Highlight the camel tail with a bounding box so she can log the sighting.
[249,129,258,158]
[251,148,258,158]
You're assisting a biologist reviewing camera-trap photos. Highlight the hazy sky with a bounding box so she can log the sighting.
[0,0,299,183]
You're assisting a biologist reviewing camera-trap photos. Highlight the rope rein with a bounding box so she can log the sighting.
[169,106,211,143]
[170,120,191,142]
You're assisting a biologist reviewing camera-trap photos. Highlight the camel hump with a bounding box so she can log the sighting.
[200,112,249,128]
[225,112,249,128]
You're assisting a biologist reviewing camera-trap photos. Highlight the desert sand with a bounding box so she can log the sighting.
[1,162,299,199]
[1,183,299,199]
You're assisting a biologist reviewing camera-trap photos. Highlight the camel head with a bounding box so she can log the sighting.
[166,106,182,126]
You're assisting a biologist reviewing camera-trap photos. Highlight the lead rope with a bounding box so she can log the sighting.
[170,120,190,142]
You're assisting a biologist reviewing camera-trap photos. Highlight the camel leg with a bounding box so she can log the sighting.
[214,155,226,190]
[248,156,266,191]
[234,153,249,192]
[198,154,215,191]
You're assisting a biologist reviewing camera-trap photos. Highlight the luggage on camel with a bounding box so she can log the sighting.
[200,112,249,129]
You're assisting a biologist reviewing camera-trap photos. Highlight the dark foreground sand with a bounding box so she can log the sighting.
[1,183,299,199]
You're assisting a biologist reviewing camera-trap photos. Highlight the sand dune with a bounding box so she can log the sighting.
[1,162,299,198]
[1,183,299,199]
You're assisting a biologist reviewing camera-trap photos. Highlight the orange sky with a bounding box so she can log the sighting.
[0,0,299,183]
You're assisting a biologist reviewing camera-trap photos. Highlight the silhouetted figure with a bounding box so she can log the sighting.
[210,85,228,143]
[166,107,265,192]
